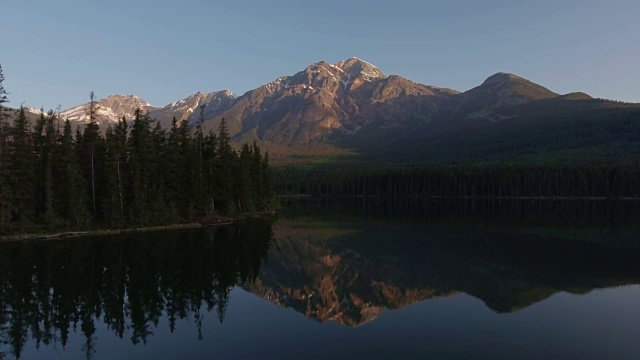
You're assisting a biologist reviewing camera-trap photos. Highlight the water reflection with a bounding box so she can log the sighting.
[0,199,639,358]
[257,198,640,326]
[0,222,274,359]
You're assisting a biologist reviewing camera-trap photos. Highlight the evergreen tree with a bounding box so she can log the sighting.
[41,111,58,224]
[32,109,59,224]
[177,118,194,218]
[54,120,89,228]
[128,109,154,225]
[261,151,275,207]
[215,118,235,214]
[149,120,168,223]
[203,131,218,215]
[113,117,128,224]
[0,64,8,125]
[237,143,255,212]
[104,122,128,227]
[9,107,36,227]
[164,117,184,220]
[81,91,103,219]
[192,109,207,215]
[251,142,264,209]
[0,65,11,230]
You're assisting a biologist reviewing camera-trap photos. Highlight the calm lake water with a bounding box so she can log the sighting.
[2,199,640,359]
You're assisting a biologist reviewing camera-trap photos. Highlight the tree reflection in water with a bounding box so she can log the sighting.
[0,221,274,359]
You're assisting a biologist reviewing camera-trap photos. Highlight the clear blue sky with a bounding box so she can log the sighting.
[2,0,639,110]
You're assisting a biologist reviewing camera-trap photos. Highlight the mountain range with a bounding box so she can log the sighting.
[24,58,640,165]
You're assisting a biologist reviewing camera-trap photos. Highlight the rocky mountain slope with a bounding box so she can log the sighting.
[150,90,236,127]
[208,58,460,144]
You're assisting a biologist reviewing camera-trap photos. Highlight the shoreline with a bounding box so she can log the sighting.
[0,219,243,243]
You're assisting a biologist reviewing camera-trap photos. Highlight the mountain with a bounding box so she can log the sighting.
[150,90,236,127]
[53,91,236,129]
[455,72,559,120]
[16,57,639,165]
[208,58,459,145]
[202,59,639,165]
[60,94,154,125]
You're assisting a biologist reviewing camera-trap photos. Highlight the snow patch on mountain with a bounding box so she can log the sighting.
[60,94,154,123]
[334,57,385,81]
[25,107,44,115]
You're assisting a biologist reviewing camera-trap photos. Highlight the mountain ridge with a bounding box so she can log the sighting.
[54,58,602,128]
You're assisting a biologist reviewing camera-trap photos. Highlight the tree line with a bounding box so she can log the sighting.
[0,67,275,235]
[276,165,640,199]
[280,197,640,234]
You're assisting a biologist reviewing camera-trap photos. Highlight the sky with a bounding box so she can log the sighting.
[1,0,639,110]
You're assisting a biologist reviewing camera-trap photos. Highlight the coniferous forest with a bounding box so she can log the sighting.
[275,165,640,198]
[0,67,275,236]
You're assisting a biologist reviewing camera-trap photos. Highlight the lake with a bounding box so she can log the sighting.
[2,198,640,359]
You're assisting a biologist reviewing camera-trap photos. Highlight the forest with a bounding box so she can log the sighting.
[0,67,275,236]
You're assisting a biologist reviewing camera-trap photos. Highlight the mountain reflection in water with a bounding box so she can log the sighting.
[1,199,639,359]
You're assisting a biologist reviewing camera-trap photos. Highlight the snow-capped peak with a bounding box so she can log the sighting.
[162,90,236,112]
[102,94,153,108]
[334,57,385,81]
[59,94,154,123]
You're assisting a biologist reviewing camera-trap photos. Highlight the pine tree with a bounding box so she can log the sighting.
[128,109,154,225]
[113,117,128,224]
[41,111,58,224]
[149,120,168,223]
[164,117,183,220]
[0,64,8,148]
[31,109,56,224]
[203,131,217,215]
[251,142,264,209]
[261,151,275,208]
[192,108,207,215]
[53,121,72,225]
[177,118,194,218]
[104,123,127,227]
[56,120,89,228]
[0,65,11,230]
[215,118,235,214]
[9,107,36,226]
[81,91,102,220]
[237,143,255,212]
